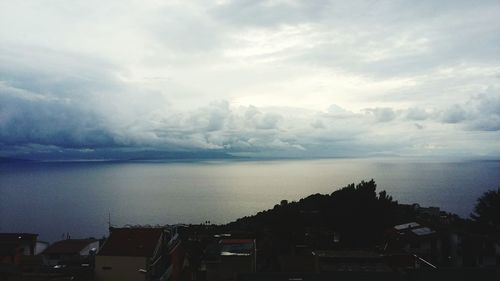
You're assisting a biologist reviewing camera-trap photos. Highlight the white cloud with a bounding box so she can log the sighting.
[1,1,500,159]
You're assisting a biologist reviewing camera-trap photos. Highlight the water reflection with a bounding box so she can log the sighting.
[1,159,499,241]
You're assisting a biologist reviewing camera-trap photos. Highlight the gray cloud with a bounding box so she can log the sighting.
[256,1,500,79]
[406,107,432,121]
[363,107,397,122]
[1,1,500,160]
[465,92,500,131]
[2,85,499,159]
[0,84,114,148]
[433,89,500,131]
[211,1,329,28]
[441,104,467,124]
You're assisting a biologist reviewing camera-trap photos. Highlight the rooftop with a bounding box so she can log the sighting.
[410,227,435,236]
[220,239,255,256]
[43,239,97,255]
[394,222,420,231]
[98,228,165,257]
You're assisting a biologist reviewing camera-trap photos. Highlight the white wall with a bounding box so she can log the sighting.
[35,241,49,255]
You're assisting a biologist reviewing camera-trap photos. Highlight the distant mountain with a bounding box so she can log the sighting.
[2,150,239,162]
[0,157,32,163]
[126,150,239,161]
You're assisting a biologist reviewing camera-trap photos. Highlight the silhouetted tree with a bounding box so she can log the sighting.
[471,187,500,234]
[228,179,416,249]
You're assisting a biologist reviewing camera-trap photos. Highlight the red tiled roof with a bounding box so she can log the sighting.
[43,239,97,255]
[98,228,164,257]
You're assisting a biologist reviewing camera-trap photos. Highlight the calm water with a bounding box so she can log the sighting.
[1,159,499,241]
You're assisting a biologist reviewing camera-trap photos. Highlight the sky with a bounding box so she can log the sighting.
[1,0,499,160]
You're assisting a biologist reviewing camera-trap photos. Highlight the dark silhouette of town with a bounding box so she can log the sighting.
[1,180,499,280]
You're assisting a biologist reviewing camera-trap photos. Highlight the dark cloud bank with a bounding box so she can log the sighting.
[1,57,499,160]
[1,1,500,160]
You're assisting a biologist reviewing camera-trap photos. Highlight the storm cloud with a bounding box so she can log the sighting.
[1,1,499,160]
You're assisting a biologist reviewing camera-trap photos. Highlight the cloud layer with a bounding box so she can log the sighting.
[1,1,499,159]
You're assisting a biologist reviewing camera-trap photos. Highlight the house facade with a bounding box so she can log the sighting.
[0,233,38,264]
[95,227,181,281]
[204,238,256,281]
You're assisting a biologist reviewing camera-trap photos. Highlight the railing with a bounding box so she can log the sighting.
[413,254,437,269]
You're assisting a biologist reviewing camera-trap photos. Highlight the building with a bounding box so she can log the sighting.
[458,233,499,267]
[42,238,99,266]
[386,222,441,268]
[203,238,256,281]
[387,222,500,268]
[0,233,38,263]
[0,233,40,279]
[0,233,38,265]
[34,240,49,256]
[95,227,181,281]
[411,204,441,217]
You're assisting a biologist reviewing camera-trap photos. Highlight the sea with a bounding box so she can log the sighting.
[1,158,499,242]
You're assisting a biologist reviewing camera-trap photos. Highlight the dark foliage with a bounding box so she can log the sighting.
[228,180,416,249]
[471,187,500,234]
